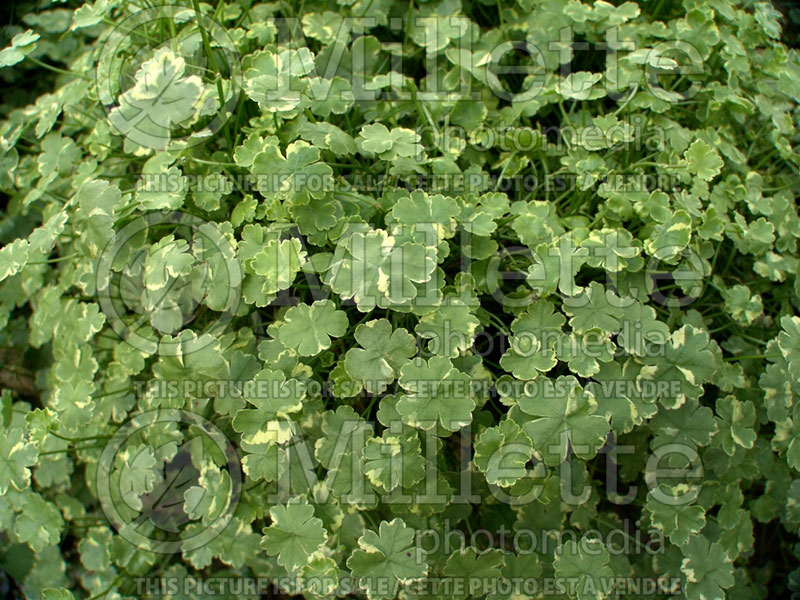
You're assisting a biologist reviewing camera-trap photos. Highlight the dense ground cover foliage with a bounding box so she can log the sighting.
[0,0,799,598]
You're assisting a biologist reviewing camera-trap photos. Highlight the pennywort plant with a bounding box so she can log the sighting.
[0,0,799,599]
